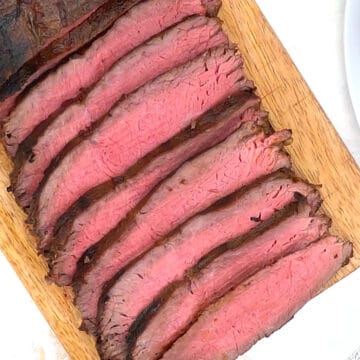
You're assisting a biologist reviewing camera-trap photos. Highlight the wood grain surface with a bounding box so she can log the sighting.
[0,1,359,359]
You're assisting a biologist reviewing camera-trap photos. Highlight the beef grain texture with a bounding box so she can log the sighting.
[0,0,106,87]
[33,46,248,249]
[4,0,221,156]
[97,176,323,360]
[74,125,291,334]
[0,0,144,119]
[12,16,228,207]
[50,93,260,286]
[162,237,352,360]
[130,207,329,360]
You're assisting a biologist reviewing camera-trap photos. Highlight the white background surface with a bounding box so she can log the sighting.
[345,0,360,123]
[0,0,359,359]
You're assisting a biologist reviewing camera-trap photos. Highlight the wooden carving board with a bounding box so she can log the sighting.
[0,1,359,359]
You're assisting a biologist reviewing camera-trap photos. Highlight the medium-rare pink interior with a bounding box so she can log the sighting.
[12,16,227,207]
[162,237,352,360]
[97,176,323,360]
[74,125,291,333]
[33,46,248,249]
[4,0,220,156]
[0,0,144,120]
[130,204,329,360]
[49,93,260,286]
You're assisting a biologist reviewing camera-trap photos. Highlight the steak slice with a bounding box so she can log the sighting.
[33,46,249,248]
[74,126,292,333]
[3,0,221,156]
[50,93,260,286]
[0,0,107,88]
[162,237,352,360]
[12,16,228,207]
[130,206,330,360]
[0,0,144,120]
[97,176,322,360]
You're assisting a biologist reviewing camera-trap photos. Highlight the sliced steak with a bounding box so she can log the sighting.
[0,0,144,120]
[33,46,249,248]
[162,237,352,360]
[12,16,228,207]
[3,0,221,155]
[74,126,292,333]
[50,93,261,286]
[97,176,322,360]
[0,0,107,88]
[130,206,330,360]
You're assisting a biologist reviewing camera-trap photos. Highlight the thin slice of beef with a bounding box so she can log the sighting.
[0,0,107,88]
[12,16,228,207]
[162,237,352,360]
[0,0,144,120]
[130,206,330,360]
[97,176,322,360]
[3,0,221,156]
[33,46,249,248]
[50,93,261,286]
[74,125,292,334]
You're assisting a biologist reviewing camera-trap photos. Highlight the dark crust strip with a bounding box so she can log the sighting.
[0,0,143,101]
[123,200,303,359]
[47,90,259,259]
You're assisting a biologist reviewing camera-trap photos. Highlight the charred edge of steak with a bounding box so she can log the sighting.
[124,201,299,358]
[0,0,143,101]
[46,90,259,258]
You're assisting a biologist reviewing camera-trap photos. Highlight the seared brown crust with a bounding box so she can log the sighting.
[0,0,143,101]
[0,0,107,89]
